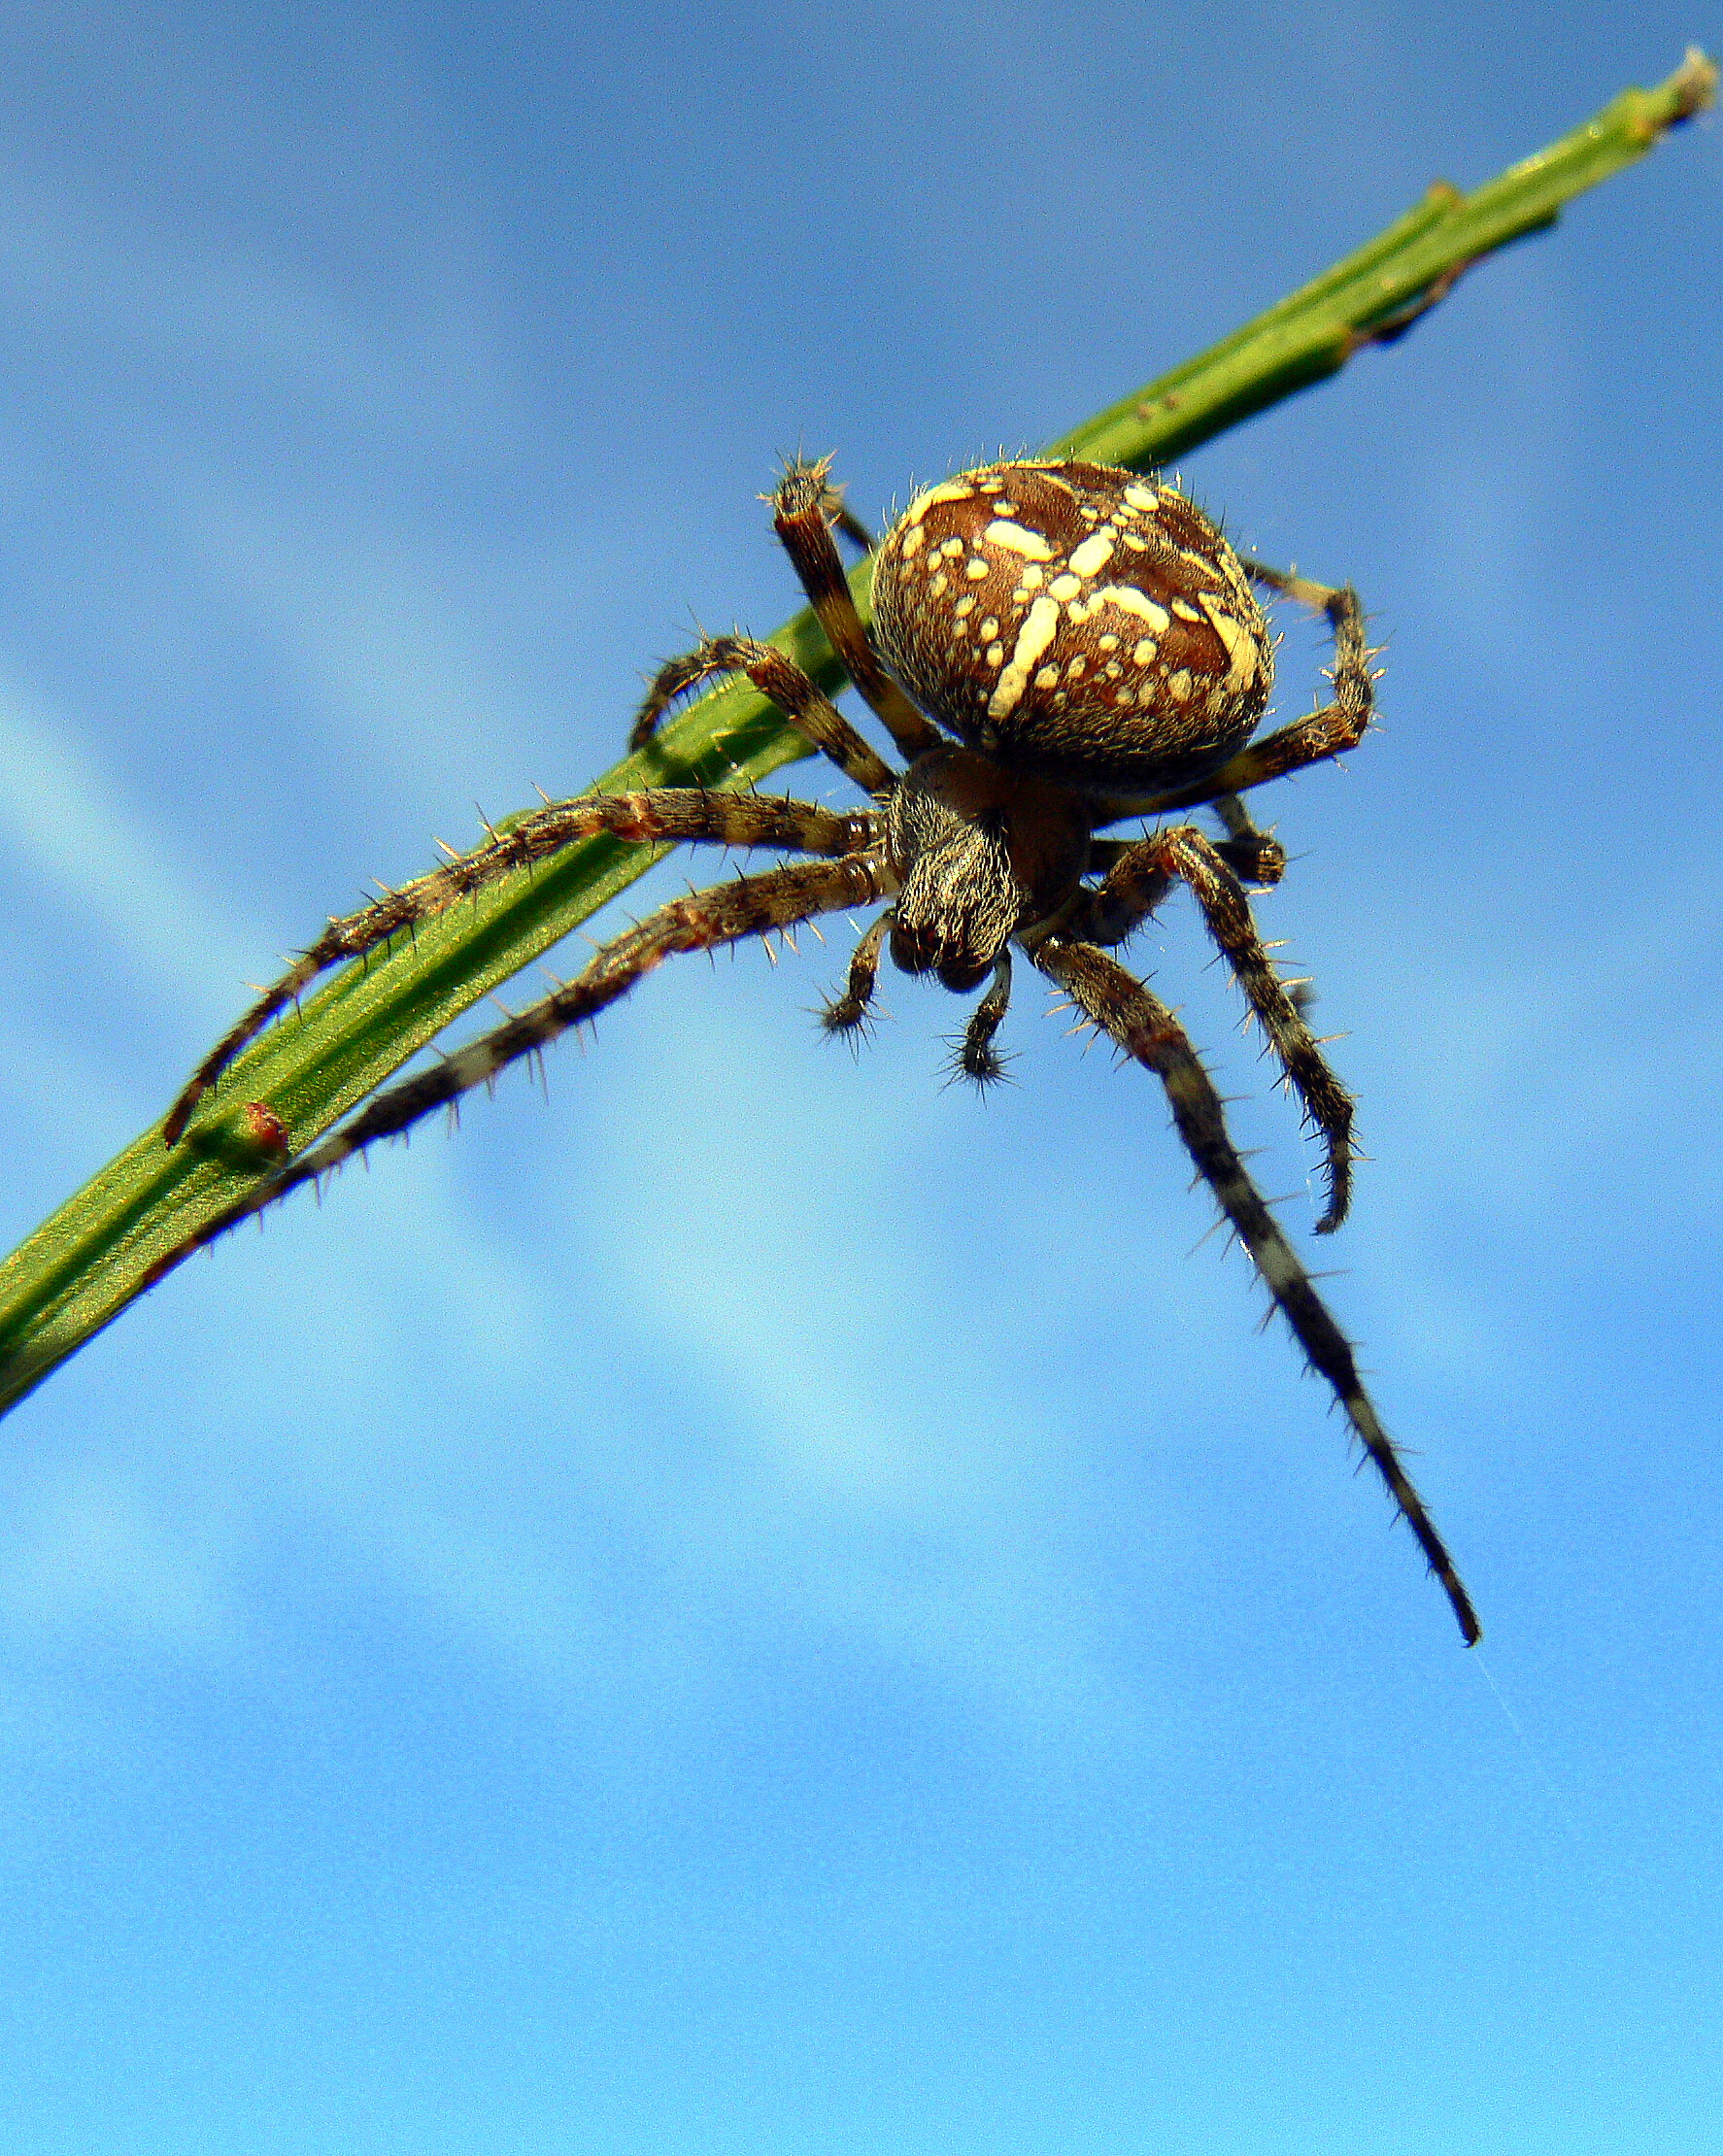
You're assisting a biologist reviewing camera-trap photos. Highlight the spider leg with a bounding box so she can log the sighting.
[163,788,878,1145]
[631,634,895,799]
[820,909,892,1038]
[1025,929,1479,1646]
[828,498,875,555]
[1135,571,1376,819]
[147,853,898,1283]
[1209,792,1289,888]
[1078,847,1174,925]
[952,950,1013,1086]
[1070,825,1355,1233]
[803,462,875,556]
[1091,804,1286,890]
[770,459,946,764]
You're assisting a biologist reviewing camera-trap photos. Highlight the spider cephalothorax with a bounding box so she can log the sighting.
[161,454,1478,1644]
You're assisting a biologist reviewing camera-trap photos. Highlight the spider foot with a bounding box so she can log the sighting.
[1312,1158,1351,1236]
[820,988,876,1041]
[944,1032,1016,1092]
[1214,830,1287,887]
[946,952,1014,1090]
[819,911,891,1044]
[1211,792,1286,889]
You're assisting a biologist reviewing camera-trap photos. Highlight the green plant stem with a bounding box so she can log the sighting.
[0,49,1712,1419]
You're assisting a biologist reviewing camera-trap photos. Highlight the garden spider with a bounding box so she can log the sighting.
[161,455,1479,1645]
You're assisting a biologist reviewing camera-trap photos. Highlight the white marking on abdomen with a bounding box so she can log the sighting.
[1093,585,1170,629]
[1200,591,1261,691]
[905,480,979,524]
[1067,528,1118,577]
[988,595,1061,718]
[984,520,1054,558]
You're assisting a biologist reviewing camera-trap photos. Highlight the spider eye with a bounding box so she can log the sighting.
[872,459,1273,795]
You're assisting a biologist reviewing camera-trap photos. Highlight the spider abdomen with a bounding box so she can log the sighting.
[872,459,1271,795]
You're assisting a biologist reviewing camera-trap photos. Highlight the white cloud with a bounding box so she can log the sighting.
[0,670,263,1010]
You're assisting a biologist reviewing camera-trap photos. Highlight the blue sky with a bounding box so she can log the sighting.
[1,3,1720,2149]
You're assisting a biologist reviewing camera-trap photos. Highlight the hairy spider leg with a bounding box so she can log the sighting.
[825,496,876,556]
[145,853,898,1287]
[1134,571,1376,820]
[1073,825,1356,1233]
[162,789,880,1146]
[1086,820,1287,890]
[955,950,1014,1085]
[1209,792,1290,888]
[820,909,893,1038]
[1026,929,1479,1647]
[768,458,946,764]
[631,635,895,797]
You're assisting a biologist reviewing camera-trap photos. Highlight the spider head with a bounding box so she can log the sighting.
[871,459,1272,796]
[886,748,1090,991]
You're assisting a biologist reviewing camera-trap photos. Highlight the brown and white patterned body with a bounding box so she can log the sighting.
[871,460,1271,798]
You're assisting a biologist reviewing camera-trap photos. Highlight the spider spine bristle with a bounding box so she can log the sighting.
[1185,1213,1231,1257]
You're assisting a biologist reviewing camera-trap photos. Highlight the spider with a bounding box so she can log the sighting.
[159,455,1479,1645]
